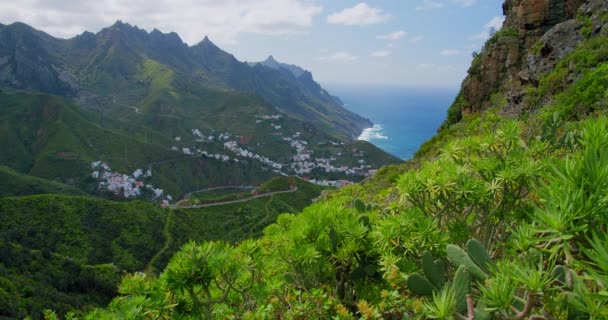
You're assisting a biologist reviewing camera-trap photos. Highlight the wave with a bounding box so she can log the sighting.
[358,124,389,141]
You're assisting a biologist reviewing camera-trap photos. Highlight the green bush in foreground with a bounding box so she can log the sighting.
[51,116,605,320]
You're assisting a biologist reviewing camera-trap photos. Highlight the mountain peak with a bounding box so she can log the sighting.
[197,35,219,49]
[111,20,127,28]
[7,21,35,31]
[255,56,306,79]
[107,20,146,35]
[149,28,184,47]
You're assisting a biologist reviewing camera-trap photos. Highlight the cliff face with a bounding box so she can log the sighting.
[450,0,607,123]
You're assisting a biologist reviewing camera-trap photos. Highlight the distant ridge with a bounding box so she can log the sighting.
[249,55,306,78]
[0,21,371,139]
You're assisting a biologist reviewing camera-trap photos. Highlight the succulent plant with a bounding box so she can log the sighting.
[422,251,446,288]
[466,239,494,273]
[407,273,438,296]
[446,240,490,281]
[412,240,495,320]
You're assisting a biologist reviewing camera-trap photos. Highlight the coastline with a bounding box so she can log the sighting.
[357,124,389,142]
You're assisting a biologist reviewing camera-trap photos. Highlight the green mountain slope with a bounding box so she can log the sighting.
[0,21,371,140]
[72,1,608,319]
[0,90,399,199]
[0,165,85,196]
[2,90,354,199]
[0,177,326,318]
[0,195,166,318]
[0,20,401,202]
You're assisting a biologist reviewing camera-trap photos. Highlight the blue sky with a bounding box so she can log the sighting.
[1,0,504,88]
[230,1,504,87]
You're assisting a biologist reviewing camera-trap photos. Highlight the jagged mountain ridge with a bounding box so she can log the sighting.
[0,21,371,139]
[251,55,347,108]
[249,55,306,78]
[0,21,402,202]
[51,0,608,318]
[2,1,608,318]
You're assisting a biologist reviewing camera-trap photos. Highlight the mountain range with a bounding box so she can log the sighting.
[2,0,608,318]
[0,20,401,202]
[0,21,371,139]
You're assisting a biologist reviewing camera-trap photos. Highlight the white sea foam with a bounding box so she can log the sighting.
[358,124,388,141]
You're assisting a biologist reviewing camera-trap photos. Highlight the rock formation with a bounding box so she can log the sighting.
[448,0,607,123]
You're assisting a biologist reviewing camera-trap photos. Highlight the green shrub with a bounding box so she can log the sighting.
[485,27,518,47]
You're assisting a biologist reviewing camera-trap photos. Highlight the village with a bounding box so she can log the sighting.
[177,114,379,181]
[90,161,174,206]
[90,114,380,204]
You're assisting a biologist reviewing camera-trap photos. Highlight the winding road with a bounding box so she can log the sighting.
[182,185,255,201]
[167,187,298,209]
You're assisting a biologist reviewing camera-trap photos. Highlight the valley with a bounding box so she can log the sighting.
[2,0,608,319]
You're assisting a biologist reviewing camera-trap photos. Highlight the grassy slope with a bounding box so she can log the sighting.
[0,91,170,180]
[0,240,120,320]
[0,165,85,197]
[156,178,326,271]
[0,195,166,318]
[73,12,608,320]
[0,178,325,317]
[0,91,286,198]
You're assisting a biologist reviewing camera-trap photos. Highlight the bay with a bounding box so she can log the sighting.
[329,85,458,160]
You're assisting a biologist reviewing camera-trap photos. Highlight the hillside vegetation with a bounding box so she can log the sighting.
[0,20,402,202]
[0,177,325,318]
[0,165,85,197]
[47,1,608,319]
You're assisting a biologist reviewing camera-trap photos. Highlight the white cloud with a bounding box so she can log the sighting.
[486,16,505,31]
[453,0,477,7]
[377,30,406,40]
[318,51,359,62]
[440,49,461,56]
[416,0,477,11]
[416,0,444,11]
[0,0,323,45]
[370,50,391,57]
[410,35,425,43]
[327,3,391,26]
[469,16,506,41]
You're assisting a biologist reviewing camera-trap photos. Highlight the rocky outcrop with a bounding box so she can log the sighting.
[449,0,607,122]
[528,0,608,81]
[503,0,584,46]
[0,23,76,95]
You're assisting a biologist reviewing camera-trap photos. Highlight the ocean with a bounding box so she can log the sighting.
[329,86,458,160]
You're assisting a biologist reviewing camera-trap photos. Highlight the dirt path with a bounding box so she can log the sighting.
[144,210,174,274]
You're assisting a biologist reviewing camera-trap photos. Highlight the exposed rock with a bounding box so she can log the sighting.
[447,0,594,123]
[527,19,584,82]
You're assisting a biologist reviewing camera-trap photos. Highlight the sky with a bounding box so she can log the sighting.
[0,0,504,88]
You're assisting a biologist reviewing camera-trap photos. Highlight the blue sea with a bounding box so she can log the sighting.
[329,86,458,160]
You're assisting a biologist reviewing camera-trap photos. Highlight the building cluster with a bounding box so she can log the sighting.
[223,140,283,170]
[90,161,172,203]
[165,126,381,194]
[256,114,282,121]
[282,133,376,177]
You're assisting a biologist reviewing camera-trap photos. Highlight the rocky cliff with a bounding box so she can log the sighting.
[446,0,608,126]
